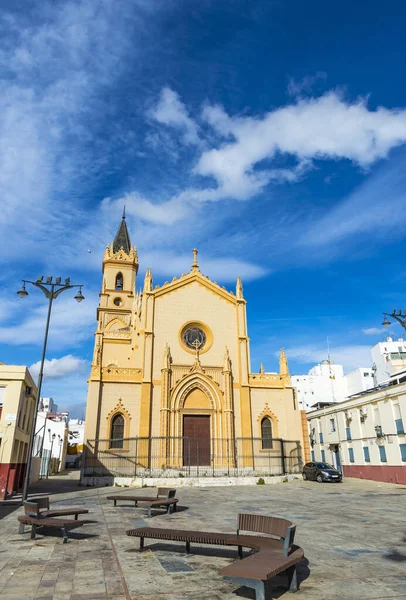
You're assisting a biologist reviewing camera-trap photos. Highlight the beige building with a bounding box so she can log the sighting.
[0,364,37,499]
[307,380,406,484]
[83,216,307,476]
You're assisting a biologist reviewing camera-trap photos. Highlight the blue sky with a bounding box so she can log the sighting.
[1,0,406,417]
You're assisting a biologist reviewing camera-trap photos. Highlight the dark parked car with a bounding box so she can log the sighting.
[302,461,342,483]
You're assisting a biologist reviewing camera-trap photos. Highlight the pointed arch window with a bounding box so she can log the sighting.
[261,417,273,449]
[110,414,125,448]
[115,272,123,290]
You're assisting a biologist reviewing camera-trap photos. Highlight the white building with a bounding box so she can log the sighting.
[344,368,375,397]
[33,411,69,477]
[307,380,406,484]
[371,337,406,385]
[292,361,347,411]
[66,419,85,467]
[39,397,58,414]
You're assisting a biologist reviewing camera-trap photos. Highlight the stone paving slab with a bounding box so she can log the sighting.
[1,473,406,599]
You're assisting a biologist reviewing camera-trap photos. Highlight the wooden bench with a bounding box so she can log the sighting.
[18,499,89,534]
[126,513,304,600]
[108,488,178,518]
[18,502,93,544]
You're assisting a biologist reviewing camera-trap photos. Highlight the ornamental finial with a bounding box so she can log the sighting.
[192,248,199,271]
[236,276,243,299]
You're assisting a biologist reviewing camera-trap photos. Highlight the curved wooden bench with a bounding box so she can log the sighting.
[18,501,93,543]
[18,500,89,534]
[18,515,87,543]
[108,488,178,517]
[127,513,304,599]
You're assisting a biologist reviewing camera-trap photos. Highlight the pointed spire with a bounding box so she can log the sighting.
[223,347,232,372]
[191,248,199,271]
[144,268,152,292]
[163,343,171,369]
[112,211,131,254]
[259,363,265,374]
[279,348,289,377]
[236,276,244,299]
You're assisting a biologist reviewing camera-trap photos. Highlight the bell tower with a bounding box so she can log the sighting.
[100,210,139,314]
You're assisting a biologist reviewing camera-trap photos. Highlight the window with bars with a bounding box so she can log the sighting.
[110,414,125,449]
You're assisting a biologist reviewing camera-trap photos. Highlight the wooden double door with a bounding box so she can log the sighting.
[182,415,211,466]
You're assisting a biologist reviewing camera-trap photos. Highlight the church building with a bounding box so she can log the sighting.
[84,215,308,473]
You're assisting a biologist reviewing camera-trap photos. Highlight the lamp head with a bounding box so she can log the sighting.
[74,288,85,303]
[17,283,28,298]
[382,316,391,327]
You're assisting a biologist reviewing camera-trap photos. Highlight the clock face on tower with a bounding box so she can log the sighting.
[182,326,206,351]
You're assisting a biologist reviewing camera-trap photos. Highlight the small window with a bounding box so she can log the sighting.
[400,444,406,462]
[311,450,315,461]
[319,432,324,443]
[115,273,123,290]
[113,297,123,307]
[330,418,336,433]
[261,417,273,449]
[363,372,369,377]
[348,448,354,463]
[395,419,404,434]
[110,414,125,449]
[379,446,387,462]
[346,427,351,441]
[363,447,370,462]
[321,450,325,462]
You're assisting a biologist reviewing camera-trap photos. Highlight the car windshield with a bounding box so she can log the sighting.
[316,462,335,469]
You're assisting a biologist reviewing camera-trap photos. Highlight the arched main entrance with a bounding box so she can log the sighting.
[182,387,211,466]
[163,372,226,469]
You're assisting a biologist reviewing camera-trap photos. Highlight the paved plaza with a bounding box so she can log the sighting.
[0,473,405,600]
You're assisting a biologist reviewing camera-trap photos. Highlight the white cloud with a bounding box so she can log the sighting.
[286,344,372,372]
[30,354,89,379]
[149,87,200,145]
[137,89,406,228]
[362,328,384,335]
[0,0,161,263]
[0,290,98,349]
[197,92,406,195]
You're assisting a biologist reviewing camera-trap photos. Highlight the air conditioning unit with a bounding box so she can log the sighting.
[375,425,383,438]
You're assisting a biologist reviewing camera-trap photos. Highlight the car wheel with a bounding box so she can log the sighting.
[316,474,323,483]
[302,472,307,480]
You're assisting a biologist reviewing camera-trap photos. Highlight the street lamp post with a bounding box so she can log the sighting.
[382,309,406,333]
[58,436,63,472]
[17,276,84,502]
[49,433,56,477]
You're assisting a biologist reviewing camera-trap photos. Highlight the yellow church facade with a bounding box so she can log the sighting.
[83,216,308,475]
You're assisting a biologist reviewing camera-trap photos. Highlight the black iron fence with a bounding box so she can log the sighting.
[82,436,302,478]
